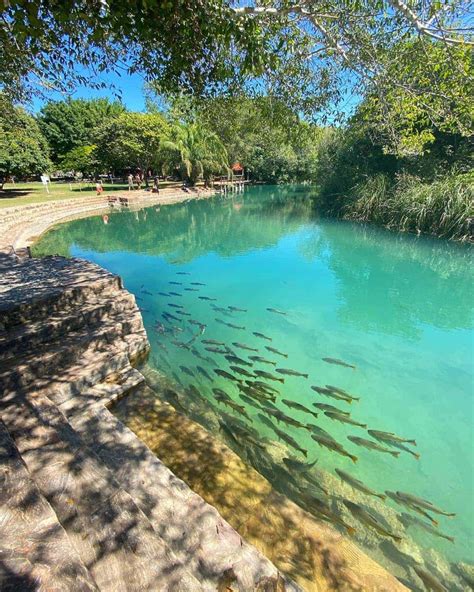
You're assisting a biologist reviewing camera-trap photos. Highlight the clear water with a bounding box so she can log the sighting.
[34,186,474,581]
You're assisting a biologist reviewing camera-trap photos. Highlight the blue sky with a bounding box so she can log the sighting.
[31,70,148,113]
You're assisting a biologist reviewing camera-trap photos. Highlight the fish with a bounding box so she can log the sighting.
[386,441,421,460]
[179,365,195,377]
[222,400,252,421]
[348,436,400,457]
[324,411,367,429]
[202,339,225,346]
[169,281,182,285]
[211,305,228,313]
[158,292,170,296]
[335,469,386,501]
[282,399,318,418]
[276,368,308,378]
[138,307,149,312]
[309,425,336,441]
[314,403,350,416]
[254,370,284,383]
[265,408,310,430]
[168,303,184,309]
[172,339,191,350]
[141,289,152,295]
[413,566,448,592]
[311,385,358,403]
[394,492,456,518]
[191,282,206,286]
[186,385,202,400]
[212,387,232,400]
[168,291,182,296]
[205,346,228,354]
[232,342,258,352]
[273,427,308,457]
[228,306,247,312]
[229,365,255,378]
[135,296,143,301]
[216,319,246,330]
[199,296,217,301]
[190,347,206,360]
[311,434,358,463]
[196,366,212,380]
[249,356,276,366]
[225,355,252,367]
[283,457,318,472]
[239,394,262,409]
[239,385,276,402]
[163,312,180,322]
[398,513,454,544]
[322,358,356,369]
[176,272,191,275]
[343,501,402,542]
[248,380,280,394]
[257,413,278,432]
[267,308,287,315]
[218,421,240,446]
[189,319,206,327]
[265,346,288,358]
[184,287,199,292]
[253,332,272,341]
[302,494,355,535]
[214,369,241,381]
[176,310,191,317]
[368,429,417,447]
[385,491,439,526]
[325,385,357,397]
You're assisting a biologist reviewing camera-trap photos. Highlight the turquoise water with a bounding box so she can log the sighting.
[34,186,473,584]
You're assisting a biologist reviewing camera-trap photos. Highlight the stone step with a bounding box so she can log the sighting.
[0,257,124,333]
[57,366,145,417]
[0,420,99,591]
[0,293,138,362]
[0,391,202,592]
[68,388,299,591]
[0,321,128,391]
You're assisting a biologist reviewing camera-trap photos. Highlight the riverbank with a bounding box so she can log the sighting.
[0,185,217,254]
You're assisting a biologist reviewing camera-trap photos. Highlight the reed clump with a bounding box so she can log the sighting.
[344,173,474,242]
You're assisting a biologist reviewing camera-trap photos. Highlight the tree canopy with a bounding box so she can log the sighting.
[0,95,51,186]
[39,98,125,161]
[1,0,472,143]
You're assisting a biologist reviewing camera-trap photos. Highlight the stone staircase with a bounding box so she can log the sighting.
[0,255,299,591]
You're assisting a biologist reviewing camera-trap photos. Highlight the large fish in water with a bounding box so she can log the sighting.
[385,491,439,526]
[276,368,309,378]
[254,369,284,383]
[311,433,358,463]
[335,469,386,501]
[413,566,448,592]
[398,513,454,544]
[368,429,416,447]
[314,403,350,416]
[225,354,252,367]
[343,500,402,542]
[311,385,358,403]
[273,426,307,457]
[322,357,356,369]
[348,436,400,458]
[266,307,287,316]
[395,491,455,517]
[249,355,276,366]
[324,411,367,429]
[302,494,356,535]
[282,399,318,419]
[253,332,272,341]
[232,342,258,352]
[265,346,288,358]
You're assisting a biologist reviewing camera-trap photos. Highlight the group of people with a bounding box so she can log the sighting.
[95,172,161,196]
[127,173,161,193]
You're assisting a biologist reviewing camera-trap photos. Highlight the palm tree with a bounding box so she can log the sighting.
[162,122,229,185]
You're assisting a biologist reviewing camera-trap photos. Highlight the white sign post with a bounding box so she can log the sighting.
[40,175,50,194]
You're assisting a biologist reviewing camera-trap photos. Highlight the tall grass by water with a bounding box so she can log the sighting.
[343,173,474,242]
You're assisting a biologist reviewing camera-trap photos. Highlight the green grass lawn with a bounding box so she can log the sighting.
[0,180,178,208]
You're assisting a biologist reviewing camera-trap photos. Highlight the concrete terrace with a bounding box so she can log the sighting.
[0,254,299,591]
